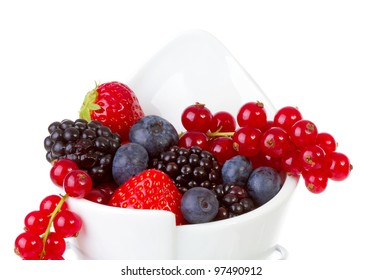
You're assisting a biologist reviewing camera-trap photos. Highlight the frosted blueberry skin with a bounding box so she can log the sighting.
[221,155,253,186]
[247,166,282,206]
[129,115,179,158]
[112,143,149,186]
[181,187,219,224]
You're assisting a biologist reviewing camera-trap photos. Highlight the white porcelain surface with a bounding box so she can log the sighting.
[64,30,299,260]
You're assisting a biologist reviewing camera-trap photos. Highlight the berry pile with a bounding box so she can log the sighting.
[15,80,353,260]
[15,159,92,259]
[178,102,352,194]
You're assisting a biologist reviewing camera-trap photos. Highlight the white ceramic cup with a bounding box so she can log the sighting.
[63,30,299,260]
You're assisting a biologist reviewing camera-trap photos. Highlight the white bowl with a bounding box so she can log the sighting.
[64,30,299,260]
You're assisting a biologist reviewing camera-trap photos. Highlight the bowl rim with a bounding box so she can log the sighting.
[62,173,299,228]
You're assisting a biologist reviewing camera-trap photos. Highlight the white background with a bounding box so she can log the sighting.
[1,0,381,278]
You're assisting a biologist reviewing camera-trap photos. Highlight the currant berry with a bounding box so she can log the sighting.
[281,149,303,176]
[24,210,50,235]
[39,194,68,214]
[232,126,262,157]
[237,101,267,130]
[316,132,337,155]
[178,131,209,150]
[300,145,327,171]
[181,103,213,133]
[53,210,82,238]
[289,119,318,148]
[50,158,79,187]
[209,111,236,133]
[303,169,328,194]
[14,231,43,259]
[44,232,66,257]
[85,188,110,204]
[328,152,352,181]
[208,136,238,165]
[63,169,93,198]
[273,106,303,133]
[260,127,293,158]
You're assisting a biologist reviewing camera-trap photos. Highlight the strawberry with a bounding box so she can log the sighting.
[80,81,144,142]
[108,169,184,225]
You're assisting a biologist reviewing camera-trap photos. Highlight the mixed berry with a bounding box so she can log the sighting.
[14,81,352,260]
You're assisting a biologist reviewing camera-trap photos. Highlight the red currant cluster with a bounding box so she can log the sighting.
[178,102,352,193]
[14,159,92,260]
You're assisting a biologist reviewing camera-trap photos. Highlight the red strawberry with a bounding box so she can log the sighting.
[108,169,184,225]
[80,81,144,142]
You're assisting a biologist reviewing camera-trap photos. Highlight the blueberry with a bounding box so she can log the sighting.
[221,155,252,186]
[181,187,219,224]
[129,115,179,158]
[112,143,149,185]
[247,166,282,206]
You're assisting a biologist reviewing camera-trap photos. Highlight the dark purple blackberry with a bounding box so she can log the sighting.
[44,119,121,183]
[151,146,222,194]
[212,184,256,220]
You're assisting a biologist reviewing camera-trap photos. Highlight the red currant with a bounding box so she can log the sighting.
[316,132,337,155]
[260,127,293,158]
[63,169,93,198]
[39,194,68,214]
[300,145,327,171]
[209,111,236,133]
[289,119,318,148]
[208,136,238,165]
[85,188,110,204]
[24,210,50,235]
[303,169,328,194]
[53,210,82,238]
[281,149,303,176]
[237,101,267,130]
[250,152,282,171]
[273,106,303,133]
[232,126,262,157]
[328,152,352,181]
[14,231,43,259]
[178,131,209,150]
[44,232,66,257]
[181,103,213,133]
[50,159,79,187]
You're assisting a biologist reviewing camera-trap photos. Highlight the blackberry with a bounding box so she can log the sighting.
[151,146,222,194]
[212,184,256,220]
[44,119,121,183]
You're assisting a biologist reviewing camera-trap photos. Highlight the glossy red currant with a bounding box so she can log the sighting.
[328,152,352,181]
[63,169,93,198]
[260,127,293,158]
[39,194,68,214]
[232,126,262,157]
[50,159,79,187]
[53,210,82,238]
[303,169,328,194]
[208,136,238,165]
[316,132,337,155]
[14,231,43,259]
[274,106,303,133]
[181,102,213,132]
[24,210,50,235]
[289,119,318,148]
[237,101,267,130]
[209,111,236,132]
[178,131,209,150]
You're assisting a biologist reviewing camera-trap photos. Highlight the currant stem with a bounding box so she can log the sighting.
[39,193,69,259]
[207,131,235,137]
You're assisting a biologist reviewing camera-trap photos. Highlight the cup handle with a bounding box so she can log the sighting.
[266,244,289,260]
